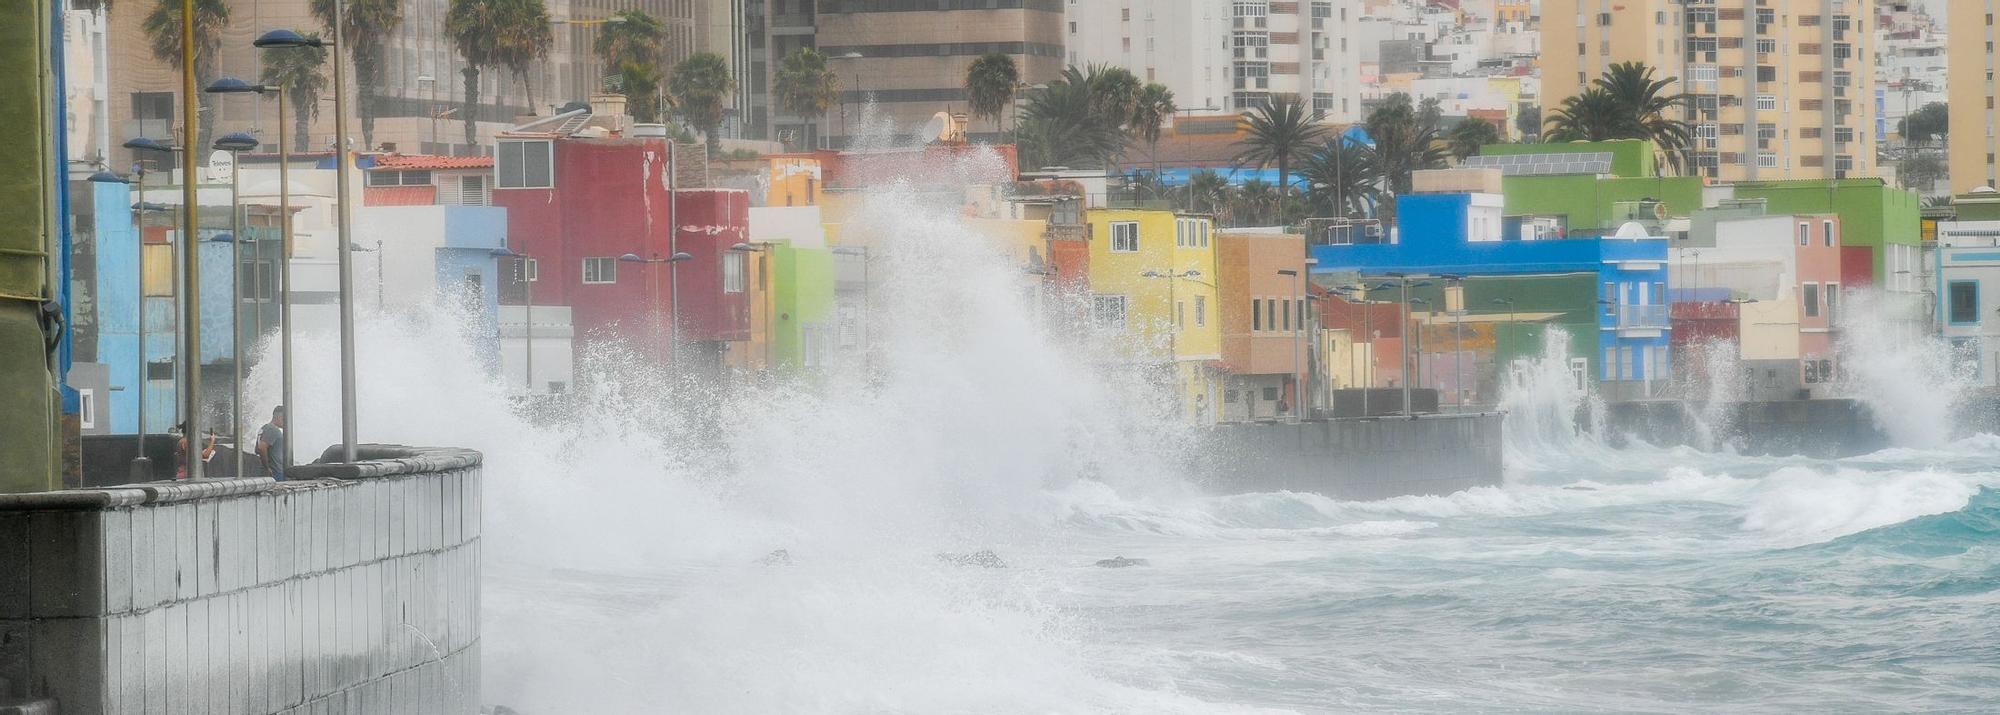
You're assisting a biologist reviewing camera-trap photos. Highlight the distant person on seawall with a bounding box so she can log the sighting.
[174,421,216,480]
[257,405,287,481]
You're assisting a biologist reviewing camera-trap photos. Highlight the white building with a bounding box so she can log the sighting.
[1066,0,1364,122]
[1934,220,2000,386]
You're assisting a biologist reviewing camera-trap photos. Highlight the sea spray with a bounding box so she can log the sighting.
[1497,327,1604,469]
[1835,289,1978,447]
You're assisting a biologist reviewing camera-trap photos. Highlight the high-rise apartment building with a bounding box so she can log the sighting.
[1948,1,1997,192]
[1067,0,1362,122]
[816,0,1065,148]
[1543,0,1875,181]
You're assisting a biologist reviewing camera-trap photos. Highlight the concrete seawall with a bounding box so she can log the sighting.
[1206,413,1506,500]
[0,445,482,714]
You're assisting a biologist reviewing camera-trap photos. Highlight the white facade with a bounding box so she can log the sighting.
[1935,221,2000,386]
[1066,0,1363,122]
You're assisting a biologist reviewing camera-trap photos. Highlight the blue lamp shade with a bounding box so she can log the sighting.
[670,251,693,262]
[253,29,323,49]
[214,132,260,152]
[618,253,646,263]
[490,248,523,258]
[87,171,128,184]
[122,137,177,153]
[207,232,236,243]
[205,76,264,94]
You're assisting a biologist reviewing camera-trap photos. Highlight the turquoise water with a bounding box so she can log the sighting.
[1047,441,2000,713]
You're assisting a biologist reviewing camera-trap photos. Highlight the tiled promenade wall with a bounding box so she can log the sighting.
[1209,413,1506,500]
[0,445,482,714]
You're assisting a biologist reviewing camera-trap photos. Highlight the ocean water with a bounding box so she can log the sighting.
[244,149,2000,713]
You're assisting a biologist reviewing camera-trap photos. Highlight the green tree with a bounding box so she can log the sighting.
[258,33,329,152]
[1299,137,1379,218]
[1595,61,1692,173]
[1234,93,1326,227]
[311,0,405,147]
[141,0,229,151]
[1084,64,1143,128]
[1447,119,1501,160]
[1901,102,1949,147]
[964,53,1020,133]
[1543,87,1628,141]
[595,11,667,122]
[1365,93,1446,225]
[775,49,838,147]
[488,0,553,112]
[1229,179,1280,227]
[1184,169,1229,215]
[1130,82,1176,179]
[446,0,501,146]
[1015,66,1134,170]
[1898,154,1946,192]
[669,52,737,153]
[1515,105,1541,139]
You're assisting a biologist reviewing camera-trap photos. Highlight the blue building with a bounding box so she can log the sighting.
[1309,192,1673,398]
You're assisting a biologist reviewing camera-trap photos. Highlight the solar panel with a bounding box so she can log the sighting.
[1463,151,1614,176]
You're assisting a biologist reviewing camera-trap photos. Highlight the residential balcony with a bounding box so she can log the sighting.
[1618,304,1670,332]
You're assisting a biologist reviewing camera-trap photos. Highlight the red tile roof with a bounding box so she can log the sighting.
[370,154,494,171]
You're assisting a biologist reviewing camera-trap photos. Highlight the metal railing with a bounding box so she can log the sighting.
[1618,304,1671,329]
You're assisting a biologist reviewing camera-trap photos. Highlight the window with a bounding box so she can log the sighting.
[1281,298,1291,330]
[78,388,94,430]
[582,257,616,284]
[1109,222,1139,252]
[1176,220,1187,247]
[1262,387,1280,401]
[1825,283,1838,324]
[146,360,174,381]
[1195,295,1206,327]
[1756,95,1776,111]
[1803,282,1820,318]
[456,175,489,206]
[1757,152,1778,168]
[523,258,539,282]
[1949,281,1980,325]
[1799,223,1810,246]
[1757,66,1776,83]
[367,170,432,187]
[1254,298,1262,331]
[723,252,745,293]
[1755,39,1776,54]
[497,140,553,189]
[1093,295,1129,330]
[1601,282,1616,316]
[1823,220,1835,247]
[1176,301,1185,327]
[1200,221,1210,247]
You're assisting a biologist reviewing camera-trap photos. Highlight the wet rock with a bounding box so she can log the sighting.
[758,549,792,566]
[1095,556,1149,568]
[935,549,1008,568]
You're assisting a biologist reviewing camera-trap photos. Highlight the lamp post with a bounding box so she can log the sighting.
[620,251,693,361]
[1141,268,1204,419]
[205,75,296,472]
[1278,268,1304,423]
[1375,273,1432,416]
[1410,296,1432,400]
[255,27,358,463]
[492,248,535,392]
[839,51,864,148]
[123,136,204,476]
[92,170,157,479]
[1440,273,1465,411]
[213,131,256,477]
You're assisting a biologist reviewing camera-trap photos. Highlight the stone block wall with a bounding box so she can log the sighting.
[0,445,482,714]
[1207,413,1506,500]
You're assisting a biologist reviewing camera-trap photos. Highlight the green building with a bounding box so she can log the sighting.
[1729,179,1922,282]
[768,243,834,370]
[1483,140,1705,233]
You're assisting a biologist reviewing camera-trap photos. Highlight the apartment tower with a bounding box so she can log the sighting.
[1948,1,1997,192]
[817,0,1065,148]
[1066,1,1361,122]
[1543,0,1875,181]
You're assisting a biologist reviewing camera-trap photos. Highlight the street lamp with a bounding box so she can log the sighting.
[123,136,209,477]
[1278,269,1305,423]
[491,248,536,393]
[1332,284,1378,417]
[621,251,694,360]
[1374,274,1432,416]
[1439,273,1466,411]
[91,171,158,479]
[212,131,257,477]
[255,26,360,463]
[206,75,298,473]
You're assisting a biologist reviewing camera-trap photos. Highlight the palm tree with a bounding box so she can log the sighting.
[312,0,405,147]
[775,48,838,148]
[1083,65,1143,129]
[1185,169,1229,215]
[1542,87,1627,141]
[1365,93,1447,225]
[488,0,553,112]
[1130,82,1177,180]
[668,52,736,153]
[1447,119,1501,161]
[964,53,1020,134]
[258,33,329,152]
[1230,179,1280,227]
[141,0,229,151]
[446,0,501,146]
[1299,136,1379,218]
[1595,62,1692,173]
[1235,93,1326,227]
[594,11,666,122]
[1015,68,1131,170]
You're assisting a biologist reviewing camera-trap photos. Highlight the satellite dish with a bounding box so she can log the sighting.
[1614,221,1650,239]
[921,111,952,143]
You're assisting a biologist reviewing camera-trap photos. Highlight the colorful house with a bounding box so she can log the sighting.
[1216,230,1311,421]
[1728,178,1923,294]
[1311,192,1673,400]
[1671,209,1845,399]
[1085,208,1222,420]
[1933,220,2000,385]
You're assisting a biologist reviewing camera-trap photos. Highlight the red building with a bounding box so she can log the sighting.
[491,123,750,370]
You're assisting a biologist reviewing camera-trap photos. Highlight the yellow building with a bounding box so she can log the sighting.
[1543,0,1874,181]
[1085,208,1221,421]
[1949,2,1997,192]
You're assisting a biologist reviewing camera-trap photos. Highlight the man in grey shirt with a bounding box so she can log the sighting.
[257,405,287,481]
